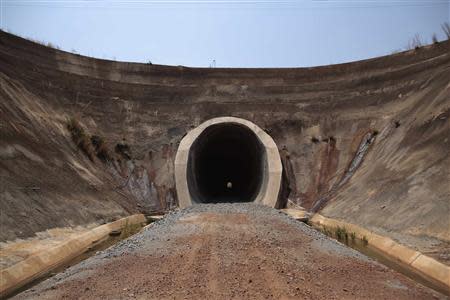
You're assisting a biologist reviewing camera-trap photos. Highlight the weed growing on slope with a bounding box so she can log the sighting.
[318,224,369,248]
[335,226,349,243]
[350,231,356,242]
[311,136,320,144]
[115,139,132,160]
[67,117,95,161]
[91,135,114,162]
[362,235,369,246]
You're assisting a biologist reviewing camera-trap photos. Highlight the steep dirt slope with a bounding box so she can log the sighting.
[321,72,450,261]
[0,31,448,261]
[0,64,139,241]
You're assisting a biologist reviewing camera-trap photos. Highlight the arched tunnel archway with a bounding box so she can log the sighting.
[175,117,282,208]
[188,123,264,203]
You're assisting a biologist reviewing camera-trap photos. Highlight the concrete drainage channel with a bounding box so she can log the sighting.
[282,209,450,295]
[0,214,160,299]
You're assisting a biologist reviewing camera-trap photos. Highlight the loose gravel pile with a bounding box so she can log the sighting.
[103,203,369,259]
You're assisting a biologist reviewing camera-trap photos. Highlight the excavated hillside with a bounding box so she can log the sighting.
[0,31,449,263]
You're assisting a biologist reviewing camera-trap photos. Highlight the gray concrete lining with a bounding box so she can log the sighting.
[175,117,282,208]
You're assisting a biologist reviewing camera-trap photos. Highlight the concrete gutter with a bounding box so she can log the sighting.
[308,213,450,293]
[0,214,147,298]
[280,208,311,222]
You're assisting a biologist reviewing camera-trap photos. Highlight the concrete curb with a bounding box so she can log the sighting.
[280,208,311,222]
[309,214,450,292]
[0,214,147,298]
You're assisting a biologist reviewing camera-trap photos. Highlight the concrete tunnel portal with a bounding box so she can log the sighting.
[188,123,264,203]
[175,117,282,208]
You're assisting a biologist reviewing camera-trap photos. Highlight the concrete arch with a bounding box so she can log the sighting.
[175,117,282,208]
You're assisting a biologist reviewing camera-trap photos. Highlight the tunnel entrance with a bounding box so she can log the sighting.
[175,117,282,208]
[187,123,264,203]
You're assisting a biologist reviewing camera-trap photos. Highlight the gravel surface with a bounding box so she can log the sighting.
[108,204,370,259]
[14,204,446,299]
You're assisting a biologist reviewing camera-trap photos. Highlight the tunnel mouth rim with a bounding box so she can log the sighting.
[187,122,265,204]
[175,117,282,208]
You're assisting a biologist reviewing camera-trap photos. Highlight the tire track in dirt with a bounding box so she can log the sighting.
[172,215,211,298]
[205,222,220,296]
[250,247,296,299]
[246,217,299,300]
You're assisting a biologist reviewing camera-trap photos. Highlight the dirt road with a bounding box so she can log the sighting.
[14,204,446,299]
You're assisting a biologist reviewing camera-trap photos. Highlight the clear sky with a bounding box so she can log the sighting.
[1,0,449,67]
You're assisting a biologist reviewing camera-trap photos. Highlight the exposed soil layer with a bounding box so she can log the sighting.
[14,204,445,299]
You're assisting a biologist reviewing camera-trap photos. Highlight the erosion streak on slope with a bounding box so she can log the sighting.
[311,131,377,212]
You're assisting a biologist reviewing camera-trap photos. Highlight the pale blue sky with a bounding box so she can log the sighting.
[1,0,449,67]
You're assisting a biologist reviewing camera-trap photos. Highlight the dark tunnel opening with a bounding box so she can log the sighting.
[187,123,265,203]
